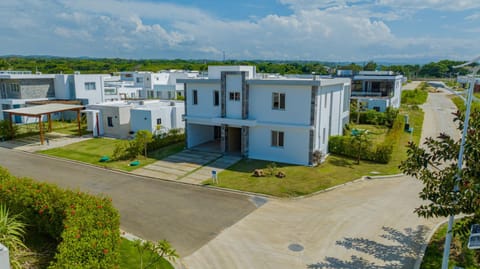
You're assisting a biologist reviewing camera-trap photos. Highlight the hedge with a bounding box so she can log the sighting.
[147,129,185,152]
[329,114,405,164]
[0,167,120,268]
[350,107,399,127]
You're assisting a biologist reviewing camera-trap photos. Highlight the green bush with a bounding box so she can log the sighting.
[147,129,185,152]
[401,89,428,105]
[0,167,120,268]
[330,113,404,164]
[350,108,398,127]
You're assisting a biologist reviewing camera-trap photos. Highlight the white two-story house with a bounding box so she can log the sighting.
[179,66,350,166]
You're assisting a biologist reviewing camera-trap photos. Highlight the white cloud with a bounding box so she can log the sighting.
[0,0,478,61]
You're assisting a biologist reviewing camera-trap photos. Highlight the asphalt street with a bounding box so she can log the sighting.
[0,149,257,256]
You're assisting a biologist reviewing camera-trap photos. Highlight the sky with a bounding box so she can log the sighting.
[1,0,480,63]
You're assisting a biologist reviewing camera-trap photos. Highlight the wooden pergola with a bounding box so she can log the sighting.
[5,104,85,145]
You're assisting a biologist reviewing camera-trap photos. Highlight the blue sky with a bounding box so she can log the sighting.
[1,0,480,63]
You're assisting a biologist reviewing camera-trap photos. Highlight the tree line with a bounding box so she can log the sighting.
[0,56,471,78]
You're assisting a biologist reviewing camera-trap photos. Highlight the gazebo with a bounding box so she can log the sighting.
[4,103,85,145]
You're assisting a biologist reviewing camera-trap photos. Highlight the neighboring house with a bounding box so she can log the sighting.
[85,100,185,139]
[0,71,56,122]
[179,66,350,166]
[118,70,199,99]
[55,73,119,105]
[351,71,403,112]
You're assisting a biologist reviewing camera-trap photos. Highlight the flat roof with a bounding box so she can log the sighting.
[4,103,84,116]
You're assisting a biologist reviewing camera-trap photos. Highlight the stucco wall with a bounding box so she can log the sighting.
[187,123,214,148]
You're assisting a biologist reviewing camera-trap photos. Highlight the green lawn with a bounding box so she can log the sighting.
[421,222,480,269]
[350,124,389,144]
[204,106,423,197]
[39,138,184,172]
[15,120,91,138]
[450,96,480,112]
[119,239,174,269]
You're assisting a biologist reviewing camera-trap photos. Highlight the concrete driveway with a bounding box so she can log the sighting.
[181,89,458,268]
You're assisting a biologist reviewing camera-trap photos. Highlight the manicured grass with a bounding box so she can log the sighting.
[451,96,480,112]
[39,138,184,172]
[119,238,174,269]
[204,106,423,197]
[402,88,428,105]
[350,123,388,144]
[15,120,91,137]
[421,222,480,269]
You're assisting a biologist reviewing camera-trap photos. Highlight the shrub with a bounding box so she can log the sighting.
[147,129,185,152]
[350,108,399,128]
[0,167,120,268]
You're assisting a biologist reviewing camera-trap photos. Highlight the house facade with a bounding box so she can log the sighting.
[351,71,403,112]
[179,66,350,166]
[85,100,185,139]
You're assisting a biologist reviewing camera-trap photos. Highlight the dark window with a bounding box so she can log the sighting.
[229,91,240,101]
[157,118,162,125]
[107,117,113,127]
[271,131,284,147]
[235,92,240,101]
[229,92,235,100]
[272,92,285,110]
[373,106,380,112]
[214,90,219,106]
[193,90,198,105]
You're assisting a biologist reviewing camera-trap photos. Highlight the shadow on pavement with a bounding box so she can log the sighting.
[307,225,430,269]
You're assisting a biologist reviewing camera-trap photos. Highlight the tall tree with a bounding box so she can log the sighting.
[363,61,377,71]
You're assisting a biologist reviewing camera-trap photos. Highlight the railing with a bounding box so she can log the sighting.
[351,91,382,97]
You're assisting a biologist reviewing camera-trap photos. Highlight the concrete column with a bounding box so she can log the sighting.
[38,115,44,145]
[241,126,249,157]
[76,110,81,136]
[220,124,228,153]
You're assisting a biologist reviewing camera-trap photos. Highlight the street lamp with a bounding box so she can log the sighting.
[441,56,480,269]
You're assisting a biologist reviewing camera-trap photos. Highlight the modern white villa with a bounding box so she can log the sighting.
[85,100,184,139]
[351,71,403,112]
[179,66,350,166]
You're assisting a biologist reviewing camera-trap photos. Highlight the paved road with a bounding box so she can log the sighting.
[181,89,459,268]
[0,150,257,256]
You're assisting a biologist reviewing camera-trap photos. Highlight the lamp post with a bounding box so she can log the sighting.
[441,56,480,269]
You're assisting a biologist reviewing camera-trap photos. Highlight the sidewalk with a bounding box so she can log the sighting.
[0,133,93,152]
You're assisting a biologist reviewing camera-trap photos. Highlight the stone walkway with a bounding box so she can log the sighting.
[0,133,93,152]
[132,150,241,184]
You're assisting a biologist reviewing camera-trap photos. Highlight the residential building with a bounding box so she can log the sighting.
[0,72,56,121]
[55,73,119,105]
[85,100,185,139]
[179,66,350,166]
[351,71,403,112]
[457,76,480,92]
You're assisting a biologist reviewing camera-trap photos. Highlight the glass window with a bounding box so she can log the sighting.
[107,117,113,127]
[157,118,162,125]
[214,90,219,106]
[193,90,198,105]
[84,82,96,90]
[272,92,285,110]
[271,131,284,147]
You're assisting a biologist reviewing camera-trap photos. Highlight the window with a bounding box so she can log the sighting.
[136,77,143,83]
[130,92,135,98]
[272,92,285,110]
[84,82,96,90]
[193,90,198,105]
[213,90,219,106]
[271,131,284,147]
[157,118,162,125]
[229,91,240,101]
[107,117,113,127]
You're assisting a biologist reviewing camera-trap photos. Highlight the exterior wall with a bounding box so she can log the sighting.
[185,82,221,118]
[131,106,176,134]
[248,84,311,125]
[89,105,132,139]
[187,123,214,147]
[248,126,310,165]
[225,74,243,119]
[0,78,56,99]
[72,75,107,105]
[208,66,255,79]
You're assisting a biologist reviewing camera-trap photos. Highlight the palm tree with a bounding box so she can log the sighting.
[0,204,27,269]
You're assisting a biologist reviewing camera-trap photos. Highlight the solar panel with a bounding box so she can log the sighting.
[468,234,480,249]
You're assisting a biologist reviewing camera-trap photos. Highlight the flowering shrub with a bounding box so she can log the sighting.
[0,167,120,268]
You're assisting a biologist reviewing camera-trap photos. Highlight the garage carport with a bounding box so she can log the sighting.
[4,104,85,145]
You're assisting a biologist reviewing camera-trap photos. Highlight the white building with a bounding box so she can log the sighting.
[351,71,403,112]
[179,66,350,166]
[85,100,184,139]
[55,73,120,105]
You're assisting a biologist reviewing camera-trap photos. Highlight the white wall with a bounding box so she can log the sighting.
[248,126,310,165]
[208,66,256,79]
[225,74,242,119]
[73,75,107,105]
[187,124,214,147]
[248,84,311,125]
[186,83,221,118]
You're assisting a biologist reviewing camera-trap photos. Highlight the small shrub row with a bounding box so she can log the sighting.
[147,129,185,152]
[350,107,399,127]
[0,167,120,268]
[401,88,428,105]
[330,114,405,164]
